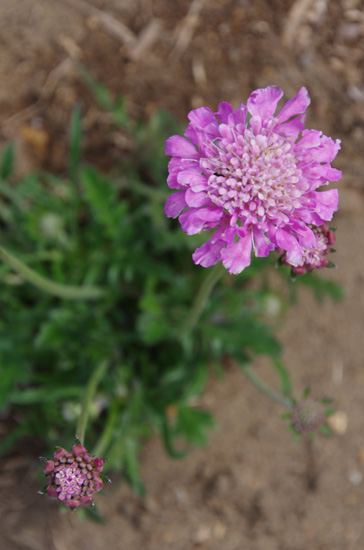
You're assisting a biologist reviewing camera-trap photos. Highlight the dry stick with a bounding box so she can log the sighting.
[63,0,161,60]
[283,0,316,47]
[169,0,207,61]
[62,0,136,48]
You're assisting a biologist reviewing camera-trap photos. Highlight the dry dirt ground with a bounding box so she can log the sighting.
[1,0,364,549]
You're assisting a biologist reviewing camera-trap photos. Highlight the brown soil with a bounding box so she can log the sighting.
[1,0,364,549]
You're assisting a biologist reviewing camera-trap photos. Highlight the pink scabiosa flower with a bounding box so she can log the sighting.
[164,86,341,274]
[40,443,106,509]
[278,222,336,275]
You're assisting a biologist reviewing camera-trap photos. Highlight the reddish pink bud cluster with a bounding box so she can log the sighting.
[42,444,104,509]
[278,222,336,275]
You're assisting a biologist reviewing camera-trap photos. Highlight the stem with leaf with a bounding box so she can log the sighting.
[240,364,293,409]
[0,244,105,300]
[76,360,109,446]
[181,262,225,336]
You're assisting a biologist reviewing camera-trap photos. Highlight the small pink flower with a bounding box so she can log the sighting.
[165,86,341,274]
[41,443,107,509]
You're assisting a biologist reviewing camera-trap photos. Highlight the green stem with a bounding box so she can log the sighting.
[0,244,105,300]
[182,262,225,336]
[240,364,293,408]
[92,399,120,458]
[76,360,109,446]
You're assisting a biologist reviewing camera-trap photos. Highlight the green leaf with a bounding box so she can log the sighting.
[79,66,128,128]
[175,407,216,447]
[272,358,292,397]
[81,166,126,237]
[0,143,14,179]
[160,414,188,459]
[10,386,83,405]
[319,424,332,437]
[69,103,82,185]
[123,438,146,496]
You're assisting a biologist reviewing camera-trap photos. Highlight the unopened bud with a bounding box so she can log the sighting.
[292,398,325,435]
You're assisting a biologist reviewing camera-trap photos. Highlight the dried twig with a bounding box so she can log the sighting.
[63,0,136,48]
[169,0,207,62]
[282,0,316,47]
[129,19,162,61]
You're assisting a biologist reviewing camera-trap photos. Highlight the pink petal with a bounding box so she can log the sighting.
[312,189,339,220]
[274,228,302,266]
[295,129,322,151]
[275,114,306,138]
[167,172,184,190]
[192,239,225,267]
[179,207,223,235]
[221,233,253,274]
[165,135,199,159]
[177,171,208,191]
[218,124,234,140]
[291,223,316,249]
[233,104,248,125]
[276,87,310,123]
[247,86,283,119]
[164,192,187,218]
[302,164,342,183]
[216,101,234,123]
[316,136,341,163]
[185,189,211,208]
[188,107,216,128]
[252,227,275,257]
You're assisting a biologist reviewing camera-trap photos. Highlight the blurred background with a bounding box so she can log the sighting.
[1,0,364,549]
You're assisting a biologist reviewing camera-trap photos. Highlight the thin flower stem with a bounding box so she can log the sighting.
[181,262,225,336]
[240,364,293,409]
[76,360,109,446]
[92,399,120,458]
[0,244,105,300]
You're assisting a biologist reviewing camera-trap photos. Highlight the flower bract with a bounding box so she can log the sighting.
[164,86,341,274]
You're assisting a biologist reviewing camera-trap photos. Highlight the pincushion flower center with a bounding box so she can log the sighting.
[202,127,303,225]
[56,465,84,498]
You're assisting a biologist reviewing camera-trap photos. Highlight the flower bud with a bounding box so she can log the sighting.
[40,443,108,509]
[292,398,325,435]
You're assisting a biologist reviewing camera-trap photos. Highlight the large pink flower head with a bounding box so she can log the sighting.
[164,86,341,274]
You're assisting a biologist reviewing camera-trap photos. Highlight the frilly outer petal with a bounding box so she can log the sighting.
[164,191,187,218]
[221,233,253,274]
[276,87,310,123]
[247,86,284,119]
[165,135,199,159]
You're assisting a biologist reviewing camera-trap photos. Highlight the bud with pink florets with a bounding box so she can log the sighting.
[40,442,109,509]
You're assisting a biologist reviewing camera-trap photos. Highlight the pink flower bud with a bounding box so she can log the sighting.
[54,447,67,460]
[93,457,104,472]
[94,479,103,492]
[46,485,58,498]
[43,460,54,474]
[72,444,87,457]
[41,443,109,509]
